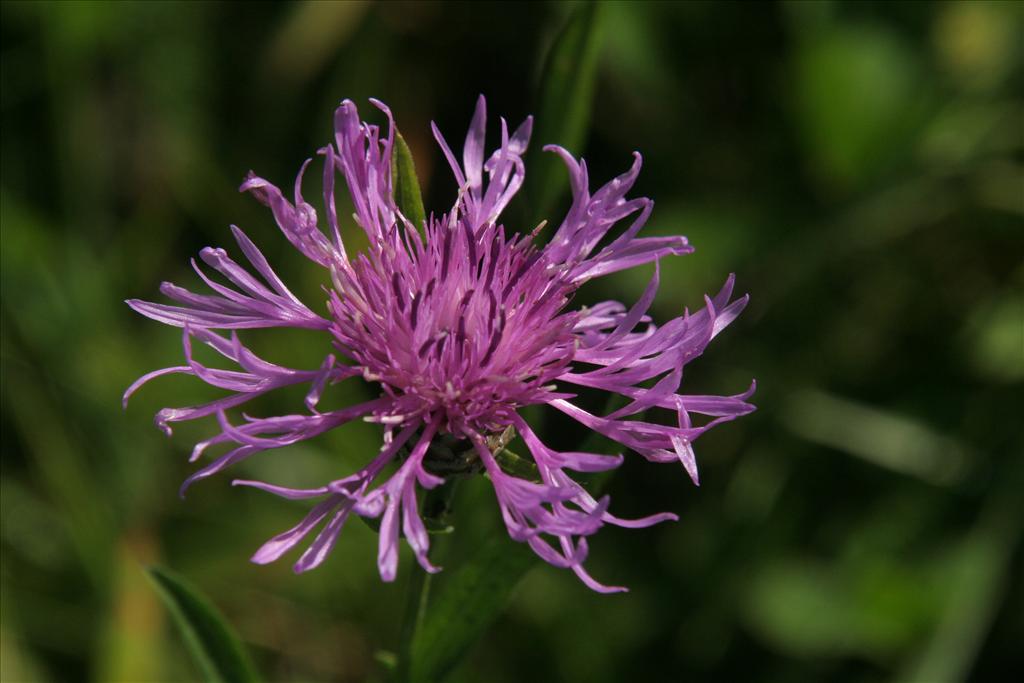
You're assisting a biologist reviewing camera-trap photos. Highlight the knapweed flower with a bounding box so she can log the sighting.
[126,96,754,592]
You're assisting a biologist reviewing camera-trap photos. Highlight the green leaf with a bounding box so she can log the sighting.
[391,129,427,232]
[528,2,604,225]
[409,537,537,683]
[145,566,261,683]
[398,428,613,682]
[494,448,540,481]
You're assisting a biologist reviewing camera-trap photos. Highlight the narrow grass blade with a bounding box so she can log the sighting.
[528,2,604,225]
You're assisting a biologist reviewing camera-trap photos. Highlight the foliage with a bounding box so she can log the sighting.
[2,2,1021,682]
[145,566,261,683]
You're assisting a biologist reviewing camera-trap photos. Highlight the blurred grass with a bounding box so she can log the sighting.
[1,1,1022,682]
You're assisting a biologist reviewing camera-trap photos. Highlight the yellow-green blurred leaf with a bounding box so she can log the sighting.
[146,566,261,683]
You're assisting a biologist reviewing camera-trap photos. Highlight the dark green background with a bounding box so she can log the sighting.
[2,1,1021,681]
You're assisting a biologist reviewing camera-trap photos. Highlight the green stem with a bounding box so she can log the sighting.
[396,562,432,682]
[394,477,459,682]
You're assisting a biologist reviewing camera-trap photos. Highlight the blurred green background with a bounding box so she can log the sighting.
[2,1,1022,681]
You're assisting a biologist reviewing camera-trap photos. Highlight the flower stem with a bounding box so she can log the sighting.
[395,476,459,682]
[396,563,432,682]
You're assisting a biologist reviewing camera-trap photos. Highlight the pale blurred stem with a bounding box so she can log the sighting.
[395,476,459,682]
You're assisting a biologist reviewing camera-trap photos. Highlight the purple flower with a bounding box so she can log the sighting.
[126,97,754,592]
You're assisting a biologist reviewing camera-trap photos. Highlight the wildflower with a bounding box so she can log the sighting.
[126,97,754,592]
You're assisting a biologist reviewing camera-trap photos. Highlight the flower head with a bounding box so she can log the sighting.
[127,96,754,592]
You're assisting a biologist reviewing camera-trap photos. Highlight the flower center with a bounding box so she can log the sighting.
[327,219,577,433]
